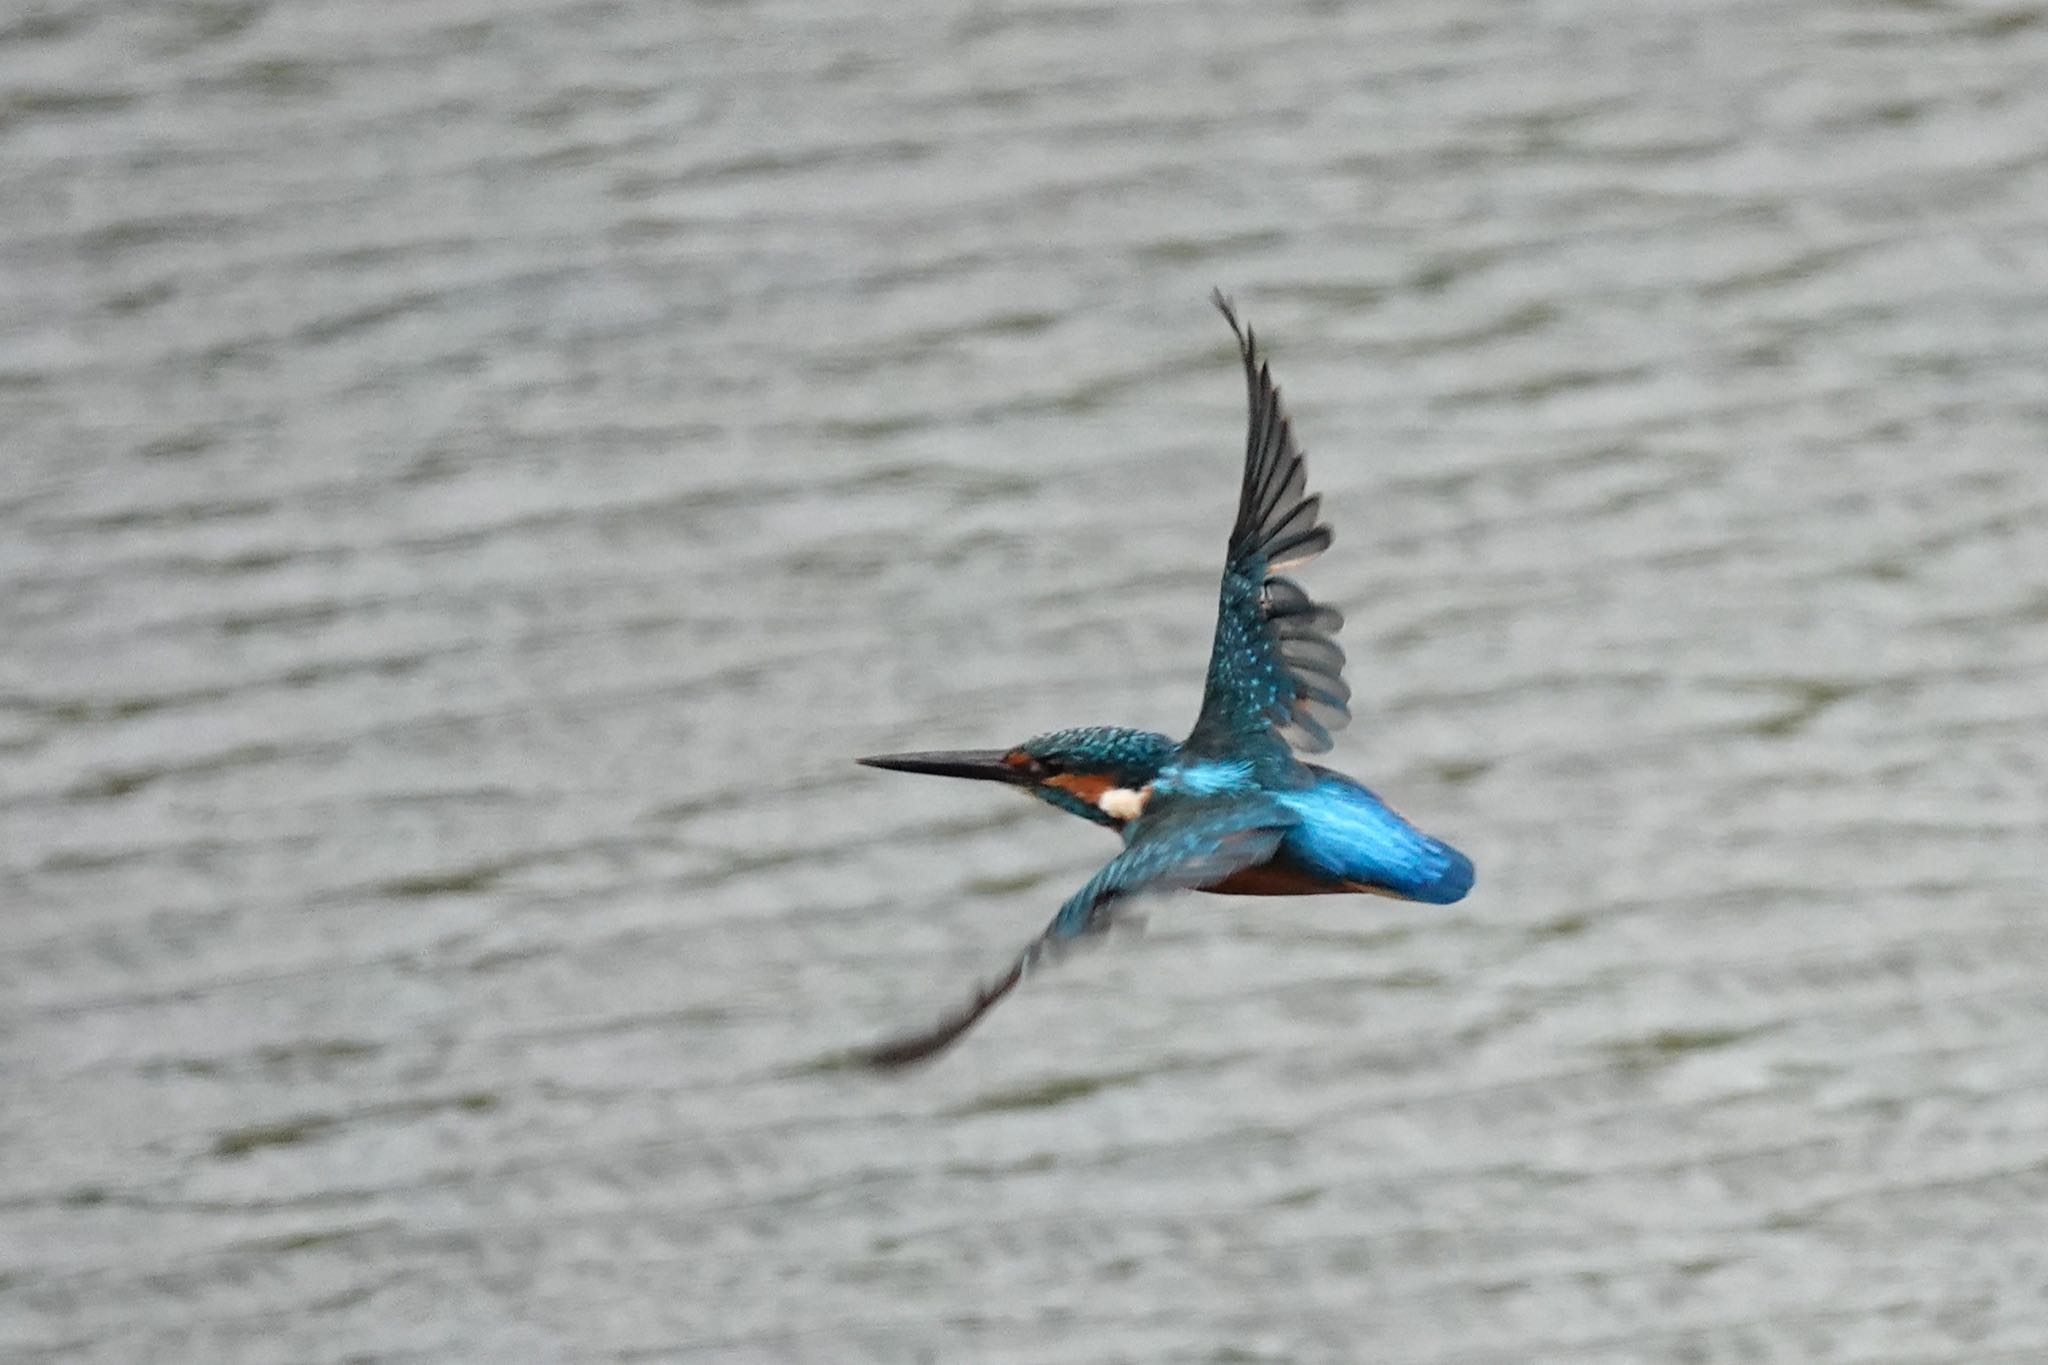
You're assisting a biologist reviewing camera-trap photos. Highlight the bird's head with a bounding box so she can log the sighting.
[858,725,1179,828]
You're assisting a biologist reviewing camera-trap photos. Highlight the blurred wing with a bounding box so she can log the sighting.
[859,795,1296,1068]
[1185,292,1351,757]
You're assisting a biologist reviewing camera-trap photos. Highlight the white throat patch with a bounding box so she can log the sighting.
[1097,786,1149,822]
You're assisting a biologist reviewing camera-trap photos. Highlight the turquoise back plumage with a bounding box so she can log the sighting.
[1274,770,1475,904]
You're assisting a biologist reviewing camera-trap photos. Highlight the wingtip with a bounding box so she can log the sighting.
[1211,288,1249,352]
[855,959,1027,1070]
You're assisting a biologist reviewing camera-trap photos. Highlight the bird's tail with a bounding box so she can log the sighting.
[1407,839,1475,905]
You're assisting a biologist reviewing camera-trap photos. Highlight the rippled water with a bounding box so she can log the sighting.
[6,0,2048,1360]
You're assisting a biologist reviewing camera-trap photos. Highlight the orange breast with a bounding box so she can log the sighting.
[1207,865,1390,897]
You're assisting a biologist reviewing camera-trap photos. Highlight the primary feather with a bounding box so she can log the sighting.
[1187,292,1352,758]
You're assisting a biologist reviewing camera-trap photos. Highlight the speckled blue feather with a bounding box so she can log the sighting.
[1018,726,1178,826]
[1185,293,1351,764]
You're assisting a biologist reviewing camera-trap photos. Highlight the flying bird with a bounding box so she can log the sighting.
[857,293,1473,1066]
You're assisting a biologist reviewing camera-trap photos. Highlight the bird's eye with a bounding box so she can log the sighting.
[1004,750,1053,779]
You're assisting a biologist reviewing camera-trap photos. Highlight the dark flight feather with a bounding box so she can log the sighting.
[1189,292,1352,757]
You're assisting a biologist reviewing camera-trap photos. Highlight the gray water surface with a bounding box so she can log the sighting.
[6,1,2048,1361]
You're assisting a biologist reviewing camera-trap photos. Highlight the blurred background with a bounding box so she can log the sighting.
[6,0,2048,1360]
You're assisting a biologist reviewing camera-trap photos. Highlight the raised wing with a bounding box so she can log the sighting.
[859,795,1297,1068]
[1185,293,1351,758]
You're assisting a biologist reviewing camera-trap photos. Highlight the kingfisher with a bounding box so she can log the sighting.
[856,292,1473,1067]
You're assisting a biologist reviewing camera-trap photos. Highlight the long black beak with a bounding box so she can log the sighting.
[857,748,1027,785]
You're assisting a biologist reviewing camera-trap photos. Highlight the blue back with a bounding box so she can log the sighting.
[1273,769,1474,904]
